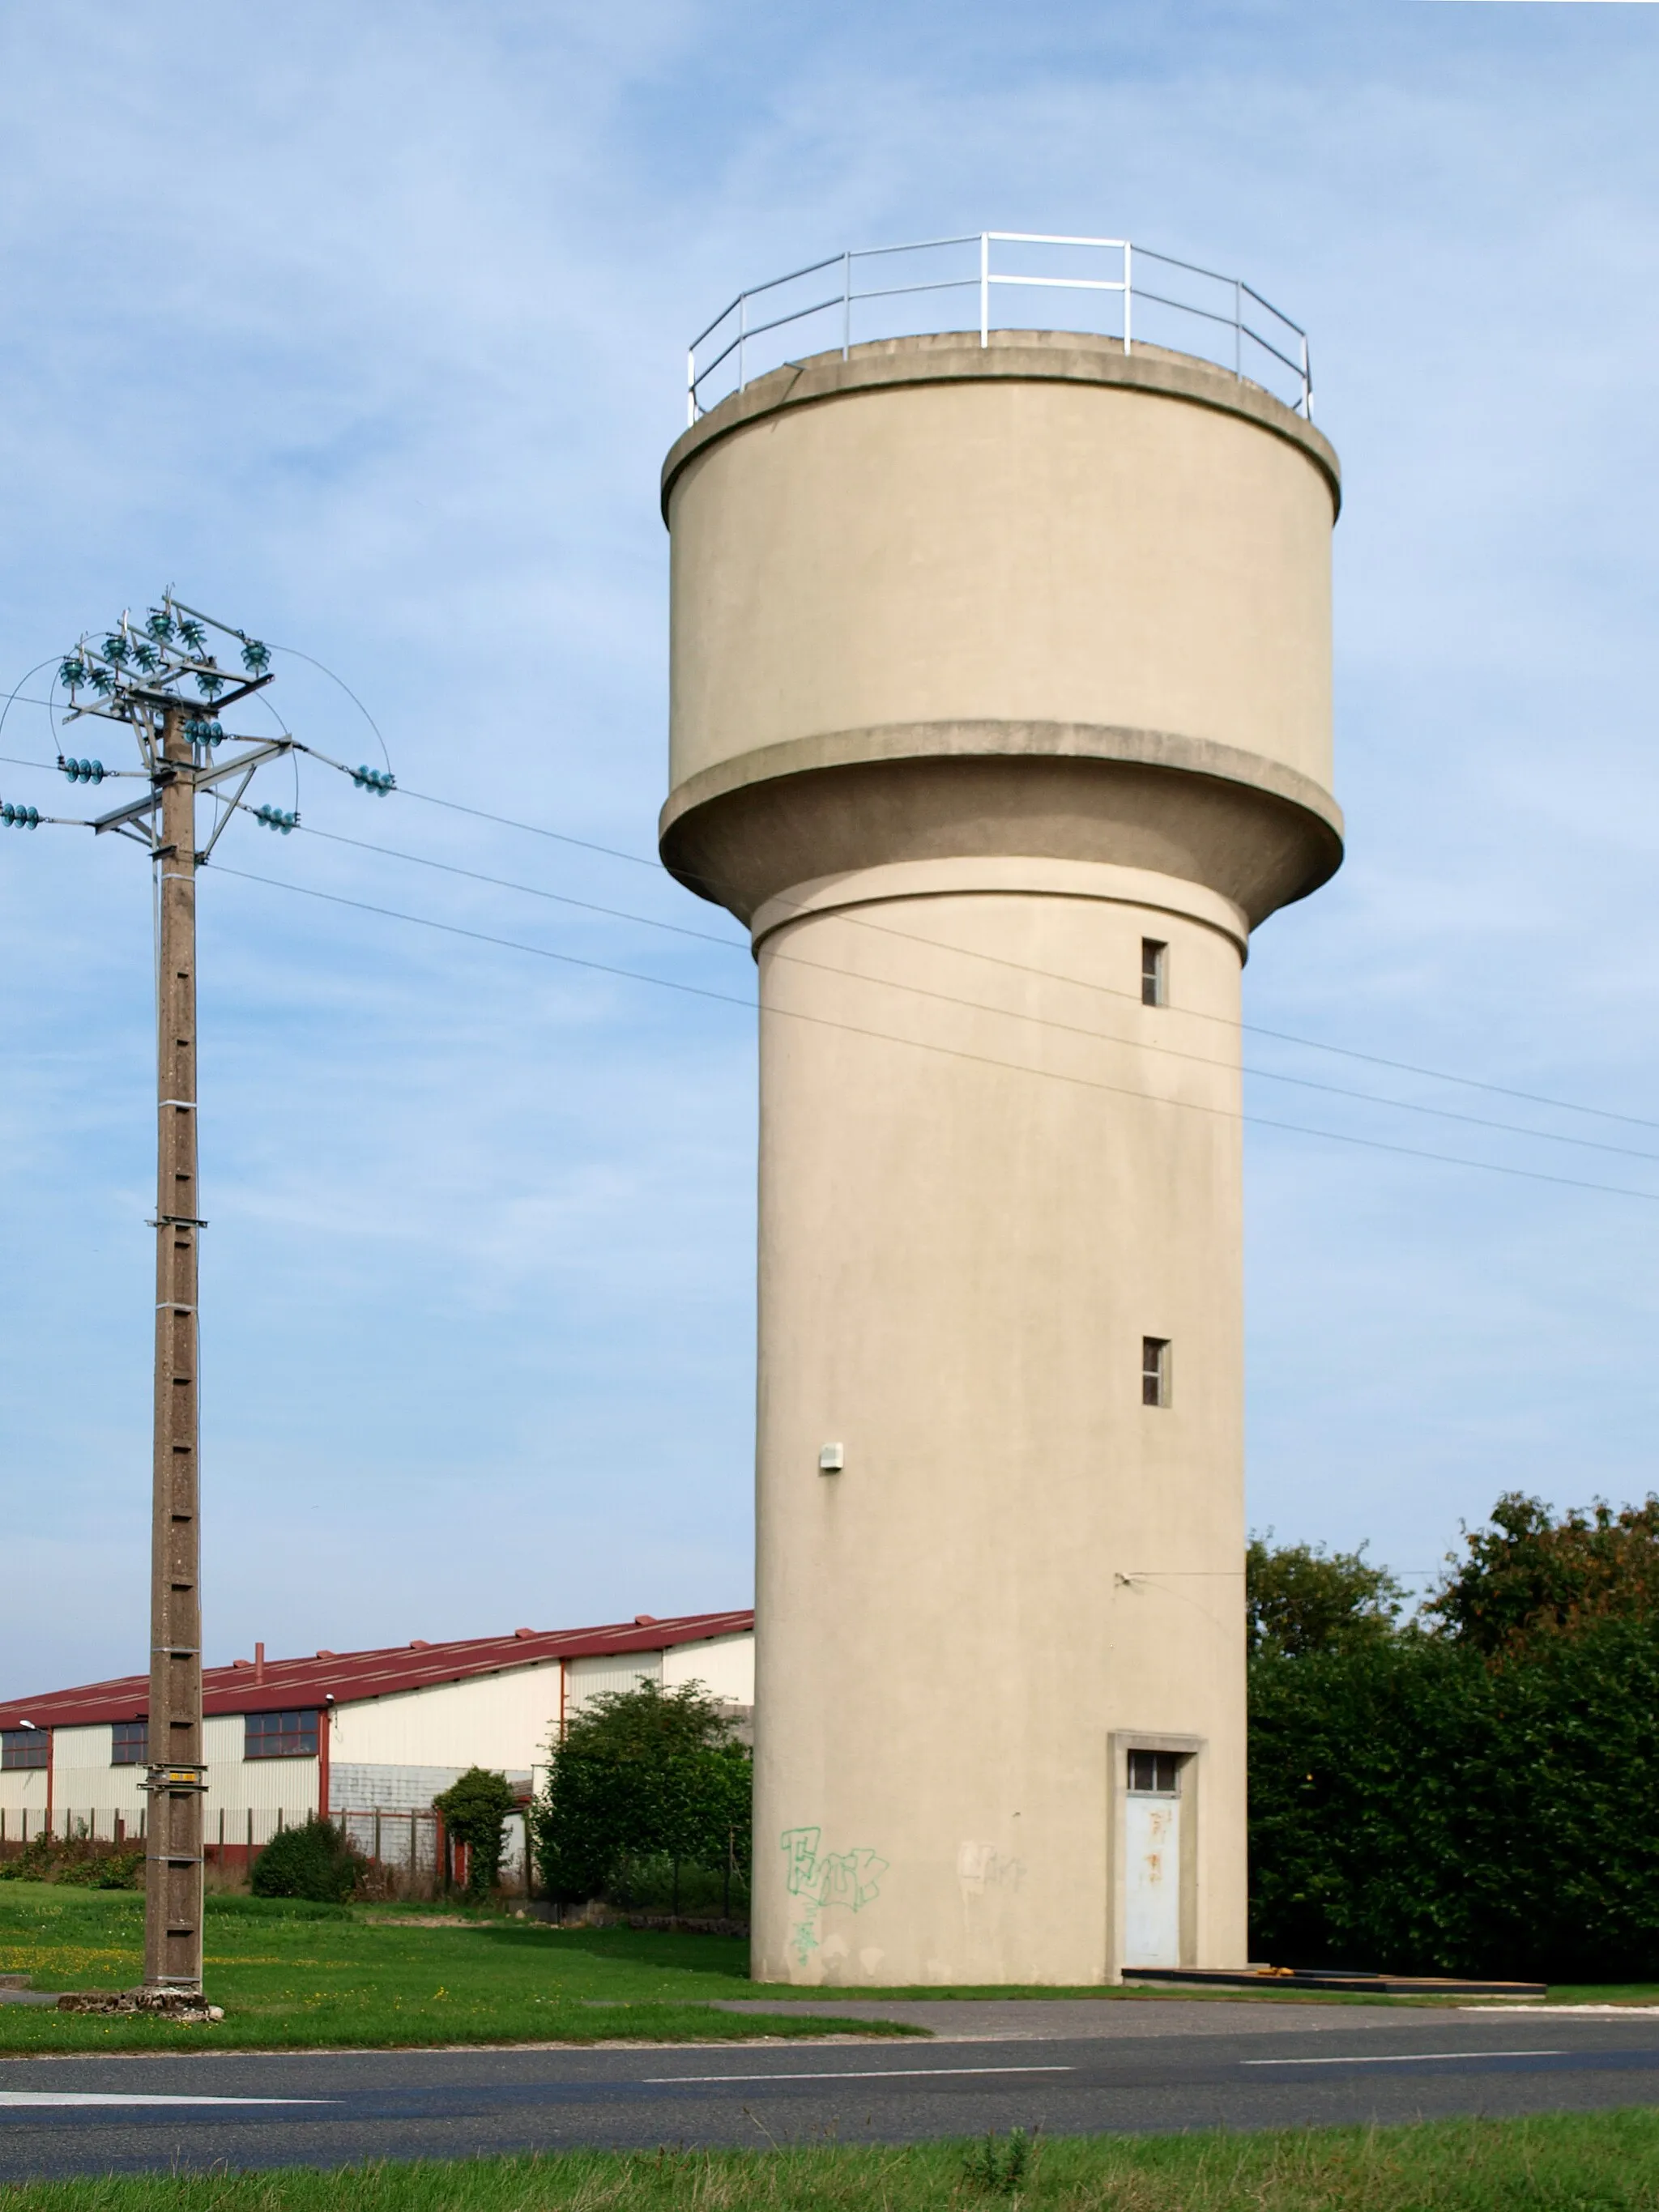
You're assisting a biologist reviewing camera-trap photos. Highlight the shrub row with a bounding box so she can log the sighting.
[1248,1614,1659,1980]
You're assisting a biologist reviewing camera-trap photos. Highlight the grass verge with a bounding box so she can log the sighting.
[0,1887,911,2052]
[4,2112,1659,2206]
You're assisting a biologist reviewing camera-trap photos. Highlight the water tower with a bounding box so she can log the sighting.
[661,234,1341,1985]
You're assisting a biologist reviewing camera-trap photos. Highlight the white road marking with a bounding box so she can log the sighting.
[0,2092,331,2108]
[1465,2004,1659,2016]
[1243,2049,1563,2067]
[644,2063,1074,2084]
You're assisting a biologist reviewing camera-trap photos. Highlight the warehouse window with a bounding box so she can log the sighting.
[1142,1336,1171,1408]
[1,1728,48,1771]
[111,1720,148,1766]
[1141,939,1167,1008]
[245,1710,319,1760]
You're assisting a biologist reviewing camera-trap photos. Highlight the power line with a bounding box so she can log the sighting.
[275,817,1659,1168]
[11,658,1657,1140]
[293,820,744,950]
[386,780,1659,1140]
[208,862,1659,1208]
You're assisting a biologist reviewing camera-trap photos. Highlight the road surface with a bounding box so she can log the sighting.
[2,1999,1656,2180]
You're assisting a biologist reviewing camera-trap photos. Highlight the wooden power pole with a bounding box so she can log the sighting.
[11,598,394,2005]
[42,600,302,2007]
[145,703,207,1995]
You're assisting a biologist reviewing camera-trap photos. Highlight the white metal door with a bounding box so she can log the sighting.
[1123,1792,1181,1967]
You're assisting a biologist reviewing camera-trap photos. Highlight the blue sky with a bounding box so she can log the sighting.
[3,0,1658,1696]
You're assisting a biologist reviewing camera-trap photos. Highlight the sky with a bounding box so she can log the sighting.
[3,0,1659,1697]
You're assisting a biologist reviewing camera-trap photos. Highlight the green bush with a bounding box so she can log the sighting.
[0,1835,142,1888]
[249,1817,362,1904]
[533,1680,751,1907]
[1248,1614,1659,1980]
[434,1768,520,1899]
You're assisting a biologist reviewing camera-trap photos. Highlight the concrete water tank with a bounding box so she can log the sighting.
[661,237,1341,1985]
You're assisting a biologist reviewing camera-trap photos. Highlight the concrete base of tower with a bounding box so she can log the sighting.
[744,856,1249,1988]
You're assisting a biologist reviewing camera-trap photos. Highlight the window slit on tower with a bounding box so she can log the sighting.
[1141,939,1167,1008]
[1142,1337,1171,1409]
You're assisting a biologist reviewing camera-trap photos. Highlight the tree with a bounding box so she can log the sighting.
[532,1678,751,1908]
[434,1767,521,1899]
[1426,1491,1659,1656]
[1246,1532,1405,1658]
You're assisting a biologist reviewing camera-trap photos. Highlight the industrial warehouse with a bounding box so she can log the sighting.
[0,1610,753,1882]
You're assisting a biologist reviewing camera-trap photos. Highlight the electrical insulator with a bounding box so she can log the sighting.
[59,758,107,785]
[252,804,297,834]
[58,657,87,691]
[1,800,41,829]
[352,765,395,794]
[184,719,225,748]
[241,639,271,675]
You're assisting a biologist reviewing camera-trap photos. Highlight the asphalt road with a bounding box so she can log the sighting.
[2,2005,1657,2180]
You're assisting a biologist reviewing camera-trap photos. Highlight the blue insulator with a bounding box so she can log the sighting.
[253,803,298,833]
[352,765,395,795]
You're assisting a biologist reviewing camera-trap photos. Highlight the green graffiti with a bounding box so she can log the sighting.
[789,1914,821,1966]
[781,1826,888,1910]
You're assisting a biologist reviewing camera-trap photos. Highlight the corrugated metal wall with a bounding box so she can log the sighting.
[661,1634,755,1707]
[329,1664,564,1770]
[565,1650,662,1717]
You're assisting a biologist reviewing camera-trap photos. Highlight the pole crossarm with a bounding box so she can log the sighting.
[91,740,296,840]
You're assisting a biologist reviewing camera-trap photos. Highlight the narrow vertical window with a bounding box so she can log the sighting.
[1141,939,1167,1007]
[1142,1336,1171,1408]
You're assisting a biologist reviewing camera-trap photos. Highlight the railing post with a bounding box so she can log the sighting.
[1235,280,1242,380]
[1303,335,1313,420]
[738,292,747,394]
[1124,241,1132,356]
[979,232,989,347]
[842,251,851,360]
[686,347,696,428]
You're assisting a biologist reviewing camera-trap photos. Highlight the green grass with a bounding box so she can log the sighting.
[3,2112,1659,2208]
[0,1886,912,2052]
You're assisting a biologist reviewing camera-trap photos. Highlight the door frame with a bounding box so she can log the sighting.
[1107,1730,1205,1982]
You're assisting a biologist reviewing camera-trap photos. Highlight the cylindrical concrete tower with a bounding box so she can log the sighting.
[661,300,1341,1986]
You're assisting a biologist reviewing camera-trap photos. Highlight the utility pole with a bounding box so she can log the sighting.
[147,701,207,1996]
[2,594,394,2009]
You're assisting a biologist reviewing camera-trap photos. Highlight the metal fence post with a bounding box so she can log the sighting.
[1302,335,1313,419]
[1124,241,1132,356]
[979,233,990,347]
[1235,279,1243,379]
[842,251,851,360]
[738,292,747,394]
[686,347,696,428]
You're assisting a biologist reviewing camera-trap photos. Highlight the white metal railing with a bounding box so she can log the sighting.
[687,231,1311,426]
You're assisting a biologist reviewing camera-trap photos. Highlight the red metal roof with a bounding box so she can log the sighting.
[0,1610,754,1732]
